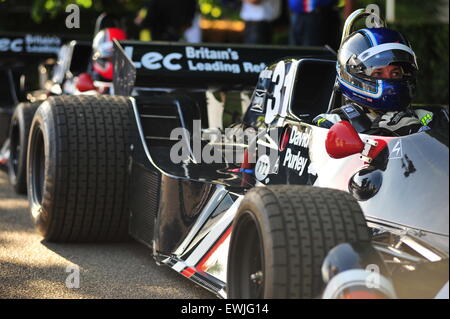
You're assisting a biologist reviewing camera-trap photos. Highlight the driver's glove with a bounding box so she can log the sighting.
[313,114,342,129]
[372,111,422,136]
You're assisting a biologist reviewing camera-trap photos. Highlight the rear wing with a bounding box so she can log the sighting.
[0,33,92,110]
[0,33,63,107]
[0,32,62,61]
[0,32,90,73]
[112,40,336,95]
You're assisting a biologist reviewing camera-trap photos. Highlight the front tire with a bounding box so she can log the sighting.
[27,95,137,242]
[227,185,370,299]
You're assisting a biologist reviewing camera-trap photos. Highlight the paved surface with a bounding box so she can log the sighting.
[0,169,214,299]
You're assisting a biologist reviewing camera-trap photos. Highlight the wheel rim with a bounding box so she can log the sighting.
[30,126,45,205]
[230,211,265,298]
[9,120,20,179]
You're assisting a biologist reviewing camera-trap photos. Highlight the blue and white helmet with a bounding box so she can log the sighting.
[337,27,418,112]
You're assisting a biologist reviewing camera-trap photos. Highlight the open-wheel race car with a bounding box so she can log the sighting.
[23,10,448,299]
[0,20,127,194]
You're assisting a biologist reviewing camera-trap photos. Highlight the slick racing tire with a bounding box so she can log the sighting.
[8,102,41,194]
[227,185,370,299]
[27,95,137,242]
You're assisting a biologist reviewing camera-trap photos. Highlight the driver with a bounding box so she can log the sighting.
[313,27,434,136]
[91,27,127,82]
[75,27,127,94]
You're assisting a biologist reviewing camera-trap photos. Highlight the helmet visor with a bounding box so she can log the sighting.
[94,41,114,59]
[348,46,418,81]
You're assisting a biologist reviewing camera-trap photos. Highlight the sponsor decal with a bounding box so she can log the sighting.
[250,89,266,113]
[288,125,310,148]
[186,46,239,60]
[255,154,271,181]
[281,126,311,177]
[0,35,61,54]
[283,148,308,176]
[124,45,267,75]
[389,140,403,159]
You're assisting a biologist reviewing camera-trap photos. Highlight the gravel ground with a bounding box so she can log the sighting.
[0,169,214,299]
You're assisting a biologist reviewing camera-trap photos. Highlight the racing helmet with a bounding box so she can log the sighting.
[92,28,127,81]
[337,28,418,112]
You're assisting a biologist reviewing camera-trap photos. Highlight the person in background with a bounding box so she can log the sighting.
[134,0,197,41]
[288,0,341,50]
[184,9,203,43]
[240,0,282,44]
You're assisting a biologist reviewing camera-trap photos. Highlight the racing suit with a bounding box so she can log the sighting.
[313,104,434,136]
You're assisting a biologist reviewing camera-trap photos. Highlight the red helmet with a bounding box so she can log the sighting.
[92,28,127,80]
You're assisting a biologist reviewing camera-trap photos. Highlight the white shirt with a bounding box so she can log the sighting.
[240,0,282,22]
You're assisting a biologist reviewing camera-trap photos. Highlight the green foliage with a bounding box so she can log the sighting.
[32,0,91,23]
[394,23,449,105]
[199,0,241,20]
[356,0,446,24]
[28,0,141,23]
[31,0,60,23]
[199,0,223,19]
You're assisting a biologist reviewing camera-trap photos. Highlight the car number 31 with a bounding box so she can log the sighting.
[265,60,299,124]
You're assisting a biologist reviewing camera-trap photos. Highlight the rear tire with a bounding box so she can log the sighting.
[227,185,370,299]
[27,95,137,242]
[8,102,40,194]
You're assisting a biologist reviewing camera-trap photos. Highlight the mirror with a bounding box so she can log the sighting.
[325,121,364,159]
